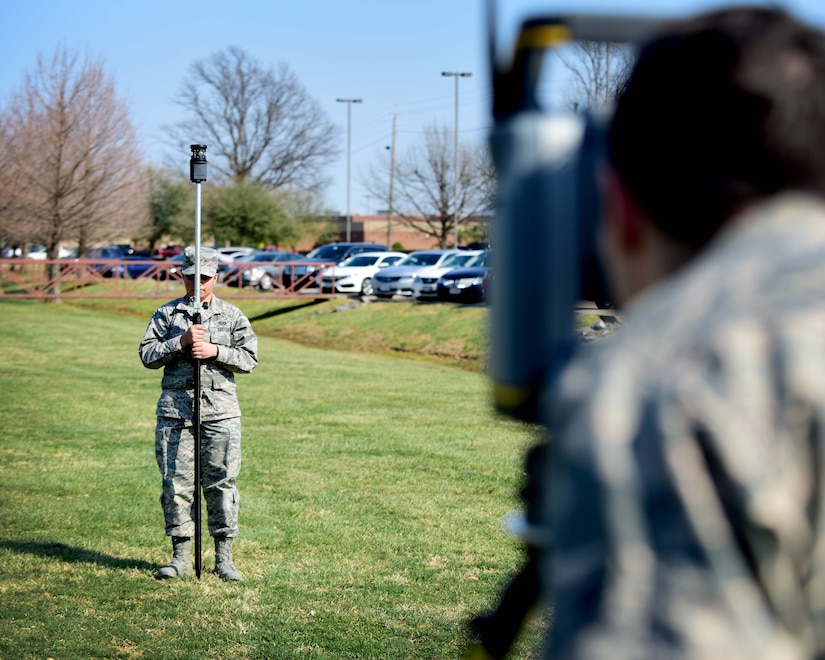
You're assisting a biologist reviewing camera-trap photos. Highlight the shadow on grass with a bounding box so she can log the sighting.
[0,539,156,571]
[247,299,326,322]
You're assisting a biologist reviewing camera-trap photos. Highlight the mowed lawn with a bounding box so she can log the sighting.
[0,299,544,659]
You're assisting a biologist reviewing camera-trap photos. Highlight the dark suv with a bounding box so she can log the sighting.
[84,244,133,278]
[306,242,388,263]
[284,242,388,289]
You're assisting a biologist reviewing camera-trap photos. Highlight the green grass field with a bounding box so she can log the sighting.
[0,298,546,659]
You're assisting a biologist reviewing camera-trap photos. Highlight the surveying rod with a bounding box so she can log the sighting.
[189,144,207,579]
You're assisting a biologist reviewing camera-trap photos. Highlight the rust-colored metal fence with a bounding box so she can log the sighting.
[0,258,337,300]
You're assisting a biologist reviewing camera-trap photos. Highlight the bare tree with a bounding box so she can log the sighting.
[364,124,491,248]
[476,143,497,212]
[169,47,339,192]
[0,47,145,265]
[559,41,634,111]
[142,167,192,251]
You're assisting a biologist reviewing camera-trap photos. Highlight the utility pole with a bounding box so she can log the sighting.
[336,98,363,242]
[387,114,397,248]
[441,72,471,248]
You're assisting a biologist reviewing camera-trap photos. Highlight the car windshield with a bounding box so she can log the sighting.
[306,245,347,260]
[398,252,444,267]
[340,255,378,268]
[256,252,301,262]
[440,253,478,269]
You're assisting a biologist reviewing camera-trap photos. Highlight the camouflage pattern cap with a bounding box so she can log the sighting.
[182,246,218,277]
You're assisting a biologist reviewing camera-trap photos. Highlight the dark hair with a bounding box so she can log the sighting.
[607,7,825,249]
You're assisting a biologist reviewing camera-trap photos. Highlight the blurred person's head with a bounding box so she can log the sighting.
[602,7,825,304]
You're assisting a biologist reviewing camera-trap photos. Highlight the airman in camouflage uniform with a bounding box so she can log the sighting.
[139,247,257,581]
[539,8,825,658]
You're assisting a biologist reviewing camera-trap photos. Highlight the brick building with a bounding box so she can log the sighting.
[296,214,489,252]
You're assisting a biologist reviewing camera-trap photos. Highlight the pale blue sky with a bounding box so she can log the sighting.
[2,0,825,215]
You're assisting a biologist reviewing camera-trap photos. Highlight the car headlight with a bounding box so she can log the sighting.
[441,278,455,287]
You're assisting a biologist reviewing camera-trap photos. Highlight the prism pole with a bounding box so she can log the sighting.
[189,144,207,579]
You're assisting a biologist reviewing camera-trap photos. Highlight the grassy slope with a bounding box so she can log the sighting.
[67,290,600,374]
[0,299,546,658]
[68,294,492,371]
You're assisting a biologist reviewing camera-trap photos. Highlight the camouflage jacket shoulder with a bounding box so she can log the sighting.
[545,193,825,657]
[138,295,258,421]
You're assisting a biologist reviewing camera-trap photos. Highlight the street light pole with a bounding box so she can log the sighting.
[387,113,397,249]
[441,71,471,248]
[336,98,363,242]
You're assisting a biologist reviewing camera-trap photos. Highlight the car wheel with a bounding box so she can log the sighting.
[361,278,373,295]
[258,274,273,291]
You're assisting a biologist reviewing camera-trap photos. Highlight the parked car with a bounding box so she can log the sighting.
[85,245,128,259]
[284,242,388,290]
[372,250,461,298]
[222,251,265,287]
[216,246,257,263]
[320,251,406,295]
[166,253,186,279]
[126,253,187,280]
[224,251,307,290]
[155,245,183,259]
[436,251,493,304]
[85,245,132,277]
[410,250,485,299]
[27,246,78,259]
[125,255,162,280]
[306,241,388,263]
[254,252,309,290]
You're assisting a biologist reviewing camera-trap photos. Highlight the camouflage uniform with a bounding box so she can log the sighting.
[543,193,825,658]
[139,294,258,539]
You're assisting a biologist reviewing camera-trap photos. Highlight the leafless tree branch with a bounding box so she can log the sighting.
[0,46,146,270]
[363,124,492,248]
[169,47,339,193]
[558,41,634,111]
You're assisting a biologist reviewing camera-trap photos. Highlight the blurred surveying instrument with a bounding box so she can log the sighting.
[477,10,666,660]
[488,8,661,423]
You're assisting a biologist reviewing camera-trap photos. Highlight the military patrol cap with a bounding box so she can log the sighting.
[182,246,219,277]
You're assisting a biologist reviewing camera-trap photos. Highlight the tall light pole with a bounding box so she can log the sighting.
[336,98,362,242]
[387,113,397,249]
[441,71,471,248]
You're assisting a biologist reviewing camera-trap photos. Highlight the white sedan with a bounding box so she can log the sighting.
[373,249,462,298]
[320,251,407,295]
[410,250,485,298]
